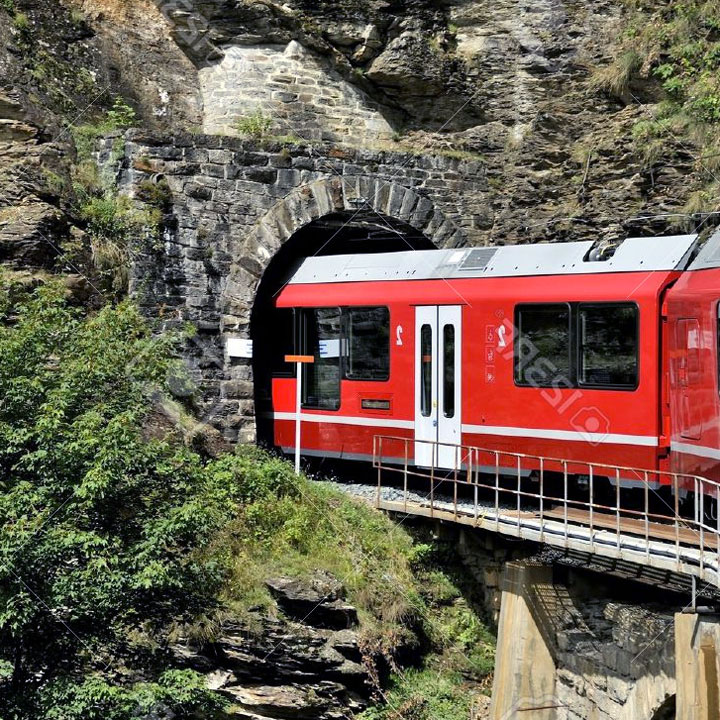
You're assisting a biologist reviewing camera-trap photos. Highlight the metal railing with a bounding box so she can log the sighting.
[372,435,720,589]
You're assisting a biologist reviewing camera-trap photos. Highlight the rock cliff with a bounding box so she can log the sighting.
[1,0,715,288]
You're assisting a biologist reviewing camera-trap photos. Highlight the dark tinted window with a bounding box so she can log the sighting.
[302,308,341,410]
[268,309,295,377]
[421,324,432,417]
[579,304,638,387]
[515,304,571,387]
[344,307,390,380]
[443,324,455,418]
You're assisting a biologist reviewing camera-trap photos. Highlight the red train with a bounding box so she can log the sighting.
[270,231,720,494]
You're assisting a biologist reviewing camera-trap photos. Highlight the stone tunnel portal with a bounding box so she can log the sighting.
[252,209,436,447]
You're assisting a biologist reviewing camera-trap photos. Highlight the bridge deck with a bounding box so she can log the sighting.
[371,435,720,591]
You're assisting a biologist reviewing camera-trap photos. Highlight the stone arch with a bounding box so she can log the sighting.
[219,175,465,442]
[220,174,464,327]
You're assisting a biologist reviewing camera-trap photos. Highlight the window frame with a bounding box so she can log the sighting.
[513,301,640,392]
[442,323,455,418]
[576,302,640,391]
[297,304,392,411]
[342,305,391,383]
[300,306,343,411]
[269,307,297,379]
[513,302,573,389]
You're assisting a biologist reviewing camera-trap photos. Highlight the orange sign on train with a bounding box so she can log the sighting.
[285,355,315,363]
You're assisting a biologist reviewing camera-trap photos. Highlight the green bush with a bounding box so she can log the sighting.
[0,282,228,718]
[0,282,496,719]
[11,11,28,30]
[609,0,720,126]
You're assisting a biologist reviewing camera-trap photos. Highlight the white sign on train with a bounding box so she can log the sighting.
[319,339,340,358]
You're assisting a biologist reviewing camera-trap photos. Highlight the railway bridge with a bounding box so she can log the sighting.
[114,132,720,719]
[364,434,720,720]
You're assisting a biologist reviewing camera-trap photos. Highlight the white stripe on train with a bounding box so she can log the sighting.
[272,413,658,447]
[670,441,720,461]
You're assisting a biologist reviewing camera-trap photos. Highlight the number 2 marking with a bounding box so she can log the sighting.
[396,325,404,346]
[497,325,507,348]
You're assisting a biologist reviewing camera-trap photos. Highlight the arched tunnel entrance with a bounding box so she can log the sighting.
[252,208,436,447]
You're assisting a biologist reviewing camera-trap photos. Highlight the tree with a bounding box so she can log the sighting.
[0,279,226,718]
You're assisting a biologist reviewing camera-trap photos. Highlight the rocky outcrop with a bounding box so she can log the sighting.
[266,573,359,630]
[173,574,370,719]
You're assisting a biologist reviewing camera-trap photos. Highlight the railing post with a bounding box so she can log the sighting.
[403,438,409,514]
[616,468,621,551]
[589,466,594,553]
[495,452,500,532]
[430,443,435,520]
[674,475,680,570]
[473,449,479,524]
[517,456,521,533]
[563,461,569,545]
[700,480,705,576]
[376,436,382,508]
[644,471,650,561]
[539,458,545,544]
[716,485,720,587]
[453,446,458,520]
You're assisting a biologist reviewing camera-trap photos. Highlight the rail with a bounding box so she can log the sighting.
[372,435,720,590]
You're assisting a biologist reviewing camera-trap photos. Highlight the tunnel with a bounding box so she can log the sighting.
[251,207,436,447]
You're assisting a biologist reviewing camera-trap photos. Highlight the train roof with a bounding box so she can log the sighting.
[288,233,702,285]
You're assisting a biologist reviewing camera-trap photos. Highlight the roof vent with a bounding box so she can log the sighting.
[459,247,498,271]
[585,240,618,263]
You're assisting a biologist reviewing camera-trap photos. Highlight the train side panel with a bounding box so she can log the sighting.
[666,267,720,481]
[274,271,673,475]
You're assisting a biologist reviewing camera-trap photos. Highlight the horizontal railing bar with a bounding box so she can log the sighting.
[371,435,720,587]
[374,434,719,492]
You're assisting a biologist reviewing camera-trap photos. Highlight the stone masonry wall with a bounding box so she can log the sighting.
[116,131,486,442]
[199,40,397,144]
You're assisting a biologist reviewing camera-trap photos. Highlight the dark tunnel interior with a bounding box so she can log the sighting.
[251,209,436,447]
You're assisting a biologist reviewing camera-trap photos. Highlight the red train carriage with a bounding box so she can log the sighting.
[270,231,720,494]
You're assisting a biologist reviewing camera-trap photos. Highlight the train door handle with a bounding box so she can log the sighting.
[432,419,438,427]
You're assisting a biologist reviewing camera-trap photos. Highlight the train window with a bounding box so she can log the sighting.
[515,304,571,387]
[578,304,638,388]
[301,308,341,410]
[344,307,390,381]
[443,324,455,418]
[420,324,432,417]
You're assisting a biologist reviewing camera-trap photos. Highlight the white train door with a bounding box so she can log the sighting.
[414,306,462,469]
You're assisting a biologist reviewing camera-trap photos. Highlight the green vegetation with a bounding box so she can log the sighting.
[590,1,720,171]
[234,109,273,139]
[0,281,495,718]
[0,280,227,718]
[0,0,15,13]
[594,0,720,123]
[11,10,28,30]
[65,99,165,295]
[588,49,642,100]
[359,539,495,719]
[70,97,137,158]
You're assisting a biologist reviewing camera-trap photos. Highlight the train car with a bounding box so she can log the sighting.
[666,234,720,481]
[271,231,720,490]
